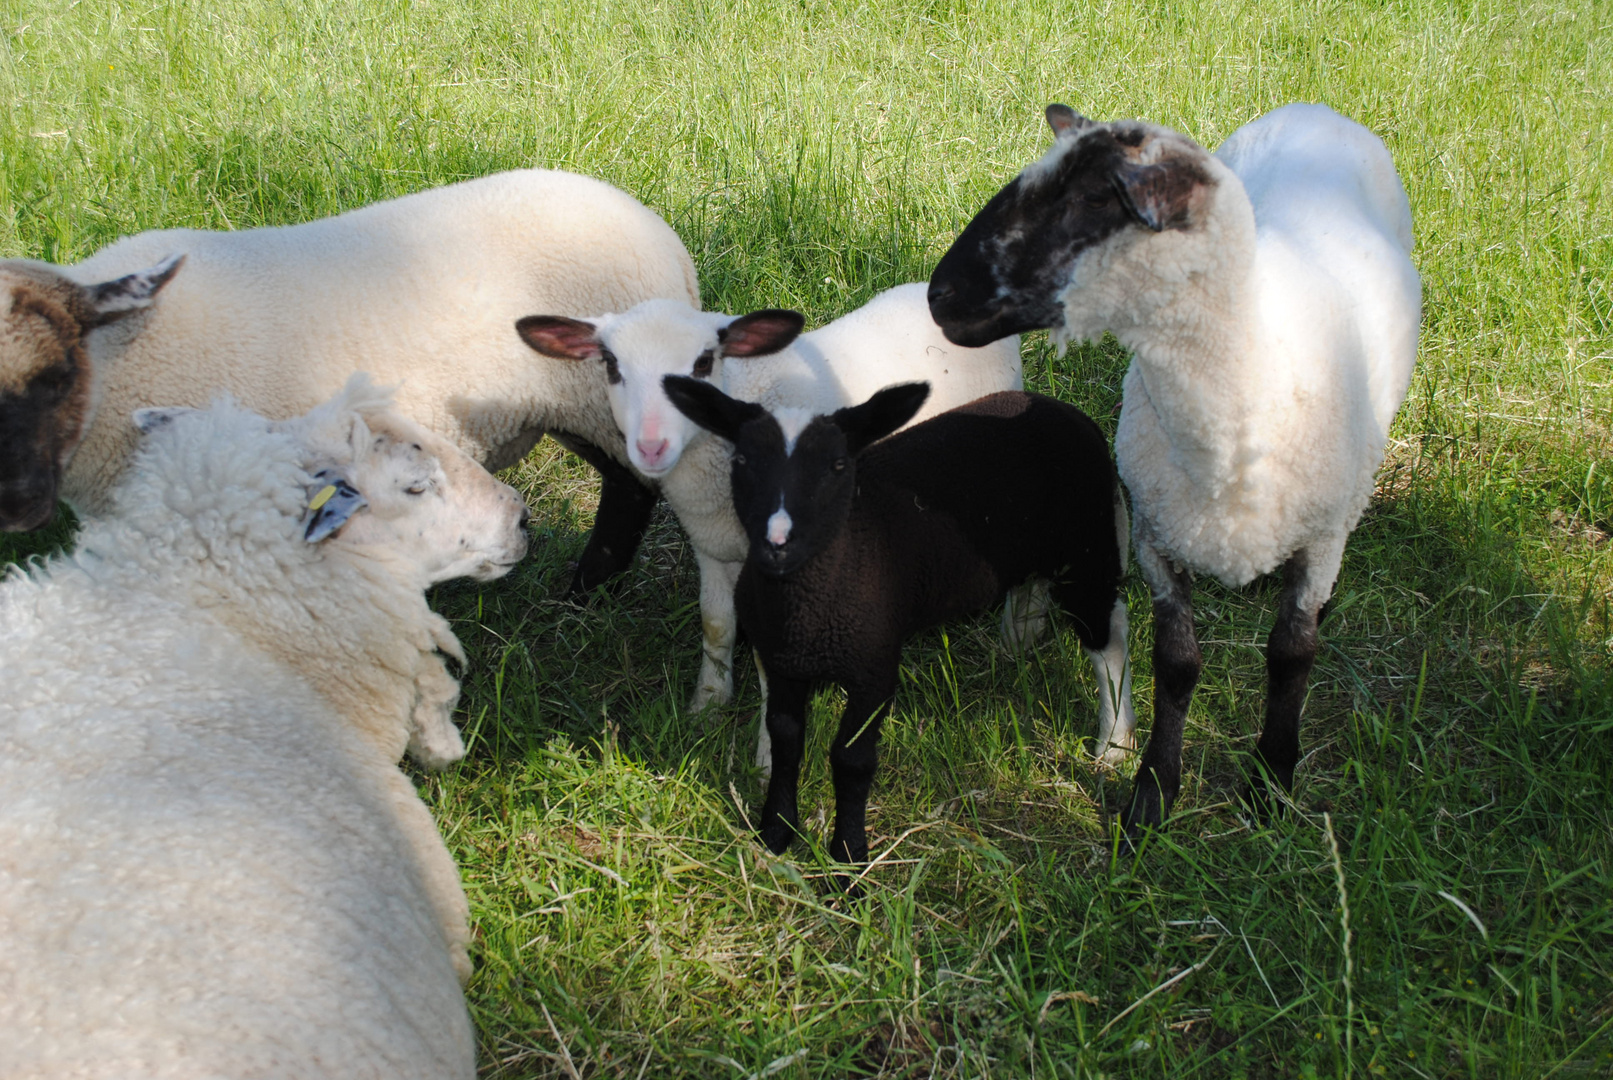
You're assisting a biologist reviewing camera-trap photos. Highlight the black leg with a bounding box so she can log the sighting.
[548,433,659,597]
[827,681,896,868]
[758,675,812,855]
[1247,552,1322,819]
[1123,560,1199,843]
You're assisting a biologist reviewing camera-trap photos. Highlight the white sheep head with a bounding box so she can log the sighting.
[515,300,804,479]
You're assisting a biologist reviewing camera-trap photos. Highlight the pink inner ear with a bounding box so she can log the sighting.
[516,316,602,361]
[720,311,804,358]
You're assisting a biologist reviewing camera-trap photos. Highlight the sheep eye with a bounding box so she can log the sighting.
[601,349,622,386]
[733,453,746,466]
[692,350,715,378]
[405,483,429,496]
[1083,190,1110,207]
[832,458,847,473]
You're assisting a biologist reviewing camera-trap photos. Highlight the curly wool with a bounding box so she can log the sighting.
[0,388,477,1078]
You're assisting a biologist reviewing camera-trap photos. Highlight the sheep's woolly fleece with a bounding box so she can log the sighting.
[0,389,475,1078]
[51,167,699,513]
[1057,104,1420,597]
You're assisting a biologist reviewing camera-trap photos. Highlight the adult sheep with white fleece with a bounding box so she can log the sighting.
[0,376,528,1078]
[0,168,698,594]
[514,283,1025,728]
[928,103,1421,841]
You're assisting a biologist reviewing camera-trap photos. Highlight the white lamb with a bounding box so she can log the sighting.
[0,168,697,593]
[0,377,529,1077]
[928,103,1421,838]
[515,283,1025,732]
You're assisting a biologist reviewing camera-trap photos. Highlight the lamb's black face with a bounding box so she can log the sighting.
[730,414,858,578]
[661,375,931,579]
[928,122,1147,348]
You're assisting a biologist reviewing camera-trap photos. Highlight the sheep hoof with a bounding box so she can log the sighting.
[758,820,796,855]
[1119,777,1173,849]
[1093,741,1135,768]
[1241,766,1293,824]
[687,684,732,712]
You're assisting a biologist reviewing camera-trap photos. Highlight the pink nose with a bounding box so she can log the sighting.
[636,438,670,467]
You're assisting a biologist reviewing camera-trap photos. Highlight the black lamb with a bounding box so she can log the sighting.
[661,376,1134,873]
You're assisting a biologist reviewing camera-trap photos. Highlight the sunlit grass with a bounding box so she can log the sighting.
[3,0,1611,1075]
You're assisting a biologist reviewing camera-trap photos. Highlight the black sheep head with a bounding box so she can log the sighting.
[662,376,930,576]
[927,104,1215,348]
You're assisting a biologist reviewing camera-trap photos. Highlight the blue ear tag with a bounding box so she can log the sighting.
[304,471,368,542]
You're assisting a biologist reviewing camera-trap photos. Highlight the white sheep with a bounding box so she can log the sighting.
[928,103,1421,838]
[0,168,698,593]
[0,376,529,1077]
[514,283,1025,730]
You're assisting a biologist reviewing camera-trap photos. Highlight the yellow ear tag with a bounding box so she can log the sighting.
[308,484,338,512]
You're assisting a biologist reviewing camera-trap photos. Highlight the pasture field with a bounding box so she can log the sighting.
[3,0,1611,1075]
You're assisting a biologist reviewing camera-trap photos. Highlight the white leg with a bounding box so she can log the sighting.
[1000,577,1054,653]
[689,553,744,711]
[1084,599,1136,765]
[752,648,773,777]
[406,648,465,770]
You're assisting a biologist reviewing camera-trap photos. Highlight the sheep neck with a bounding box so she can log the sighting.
[1068,183,1267,502]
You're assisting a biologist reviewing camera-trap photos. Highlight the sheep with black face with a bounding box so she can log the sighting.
[928,103,1421,839]
[663,376,1133,873]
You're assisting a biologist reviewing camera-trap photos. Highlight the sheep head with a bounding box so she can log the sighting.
[662,375,928,576]
[516,300,803,478]
[0,255,181,531]
[927,106,1218,349]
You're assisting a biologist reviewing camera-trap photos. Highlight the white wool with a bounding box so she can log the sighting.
[590,283,1023,711]
[1064,105,1420,605]
[46,168,698,513]
[0,384,517,1076]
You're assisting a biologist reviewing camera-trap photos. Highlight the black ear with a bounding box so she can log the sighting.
[832,382,930,456]
[1046,104,1093,137]
[84,253,184,328]
[1113,157,1213,233]
[662,375,768,442]
[717,309,805,358]
[515,315,602,360]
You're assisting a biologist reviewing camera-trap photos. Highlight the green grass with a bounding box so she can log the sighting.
[4,0,1612,1075]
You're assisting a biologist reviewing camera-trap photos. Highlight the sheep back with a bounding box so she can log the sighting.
[62,169,699,512]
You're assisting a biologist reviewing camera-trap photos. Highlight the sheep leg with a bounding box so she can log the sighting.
[753,648,773,776]
[1083,600,1137,765]
[549,432,659,597]
[689,554,743,711]
[827,679,897,871]
[757,674,811,854]
[1247,546,1334,818]
[1123,540,1199,842]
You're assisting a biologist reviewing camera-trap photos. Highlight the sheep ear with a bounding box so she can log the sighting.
[85,254,184,327]
[717,309,805,358]
[1046,104,1092,136]
[832,382,930,456]
[131,406,196,434]
[1113,158,1212,233]
[515,315,602,361]
[303,469,369,543]
[662,375,766,442]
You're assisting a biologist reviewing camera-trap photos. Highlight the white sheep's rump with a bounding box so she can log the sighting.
[0,604,473,1079]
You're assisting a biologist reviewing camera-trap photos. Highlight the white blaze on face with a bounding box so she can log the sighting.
[770,407,815,457]
[766,498,792,546]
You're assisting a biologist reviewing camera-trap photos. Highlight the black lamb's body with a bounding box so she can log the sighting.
[663,377,1130,870]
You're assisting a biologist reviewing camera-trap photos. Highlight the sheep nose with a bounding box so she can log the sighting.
[927,279,956,309]
[518,503,532,528]
[636,438,670,468]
